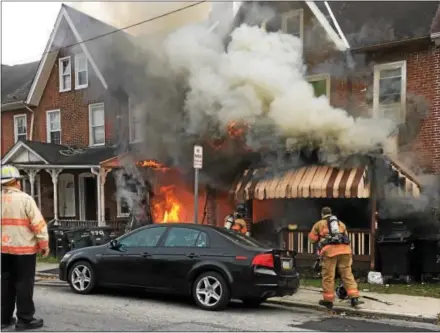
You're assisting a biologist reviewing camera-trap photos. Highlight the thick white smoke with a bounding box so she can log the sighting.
[163,24,395,159]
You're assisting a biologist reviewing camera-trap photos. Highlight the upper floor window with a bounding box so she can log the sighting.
[59,56,72,92]
[307,74,330,98]
[129,97,143,143]
[46,110,61,144]
[373,61,407,124]
[89,103,105,146]
[281,9,303,39]
[75,54,88,89]
[13,114,27,143]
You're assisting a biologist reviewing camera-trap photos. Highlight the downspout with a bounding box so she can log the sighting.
[21,102,35,140]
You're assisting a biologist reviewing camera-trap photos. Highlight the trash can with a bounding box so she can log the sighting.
[89,227,113,246]
[53,228,71,259]
[376,221,414,284]
[64,229,92,250]
[414,235,440,283]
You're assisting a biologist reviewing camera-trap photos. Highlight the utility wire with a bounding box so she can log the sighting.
[44,1,207,56]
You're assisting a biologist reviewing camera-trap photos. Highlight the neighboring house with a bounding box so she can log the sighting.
[230,1,439,270]
[0,3,240,227]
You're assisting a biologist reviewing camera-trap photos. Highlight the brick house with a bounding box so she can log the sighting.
[1,3,241,228]
[229,1,439,269]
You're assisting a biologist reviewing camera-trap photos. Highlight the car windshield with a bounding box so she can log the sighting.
[215,228,268,248]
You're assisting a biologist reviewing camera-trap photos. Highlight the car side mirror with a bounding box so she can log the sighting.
[109,239,120,249]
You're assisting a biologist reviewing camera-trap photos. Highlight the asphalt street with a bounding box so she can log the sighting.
[5,285,440,332]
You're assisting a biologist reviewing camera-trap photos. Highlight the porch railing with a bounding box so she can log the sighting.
[48,219,129,235]
[285,228,371,257]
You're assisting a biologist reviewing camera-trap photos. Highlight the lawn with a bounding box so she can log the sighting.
[36,254,59,264]
[301,278,440,299]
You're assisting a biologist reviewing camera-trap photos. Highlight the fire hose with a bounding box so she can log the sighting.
[310,257,393,306]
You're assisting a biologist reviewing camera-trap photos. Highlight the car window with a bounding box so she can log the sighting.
[163,227,208,248]
[216,228,267,248]
[119,227,167,248]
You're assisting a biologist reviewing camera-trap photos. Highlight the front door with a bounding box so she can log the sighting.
[58,174,76,218]
[97,226,168,288]
[84,177,97,220]
[153,226,209,292]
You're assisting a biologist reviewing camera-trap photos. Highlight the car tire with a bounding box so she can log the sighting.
[192,271,230,311]
[68,260,96,295]
[242,297,265,308]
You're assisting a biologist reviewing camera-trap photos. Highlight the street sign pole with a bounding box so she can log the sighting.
[193,145,203,224]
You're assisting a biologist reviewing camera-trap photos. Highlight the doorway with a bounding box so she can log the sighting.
[79,173,97,221]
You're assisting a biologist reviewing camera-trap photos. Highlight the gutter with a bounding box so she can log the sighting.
[431,32,440,46]
[350,36,431,53]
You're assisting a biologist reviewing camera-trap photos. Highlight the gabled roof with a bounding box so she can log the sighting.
[1,61,39,105]
[317,1,439,49]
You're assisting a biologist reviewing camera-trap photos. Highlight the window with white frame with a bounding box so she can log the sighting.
[307,74,330,98]
[373,61,407,124]
[129,97,143,143]
[75,53,88,89]
[117,197,130,217]
[22,174,41,210]
[89,103,105,146]
[46,110,61,144]
[281,9,303,39]
[14,114,27,143]
[59,56,72,92]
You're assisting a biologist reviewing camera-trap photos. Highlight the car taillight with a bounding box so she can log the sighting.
[252,253,274,268]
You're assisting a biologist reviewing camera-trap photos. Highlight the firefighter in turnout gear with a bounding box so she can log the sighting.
[224,203,249,236]
[1,165,48,330]
[308,207,360,309]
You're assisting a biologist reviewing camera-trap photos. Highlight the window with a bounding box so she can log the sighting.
[13,114,27,143]
[117,197,130,217]
[129,97,143,143]
[46,110,61,144]
[88,103,105,146]
[281,9,303,39]
[75,54,88,89]
[373,61,407,124]
[59,56,72,92]
[307,74,330,98]
[22,174,41,210]
[119,227,167,248]
[163,227,208,248]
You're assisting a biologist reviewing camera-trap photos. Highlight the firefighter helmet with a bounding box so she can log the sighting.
[1,165,22,185]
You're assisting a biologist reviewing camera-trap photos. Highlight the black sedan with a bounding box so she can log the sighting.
[59,223,300,311]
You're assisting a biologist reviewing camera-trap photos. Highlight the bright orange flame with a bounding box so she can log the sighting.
[152,185,182,223]
[209,121,251,151]
[137,160,170,172]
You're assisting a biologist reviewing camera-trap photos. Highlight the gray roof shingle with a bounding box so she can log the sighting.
[1,61,39,104]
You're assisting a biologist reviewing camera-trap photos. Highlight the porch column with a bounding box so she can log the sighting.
[99,168,111,226]
[24,169,39,198]
[45,169,63,220]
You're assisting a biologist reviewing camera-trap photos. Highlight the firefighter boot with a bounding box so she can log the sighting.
[319,300,334,309]
[1,317,16,329]
[15,317,44,331]
[350,297,360,307]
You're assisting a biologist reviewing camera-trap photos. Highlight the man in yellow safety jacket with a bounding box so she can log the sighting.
[1,165,49,330]
[308,206,360,309]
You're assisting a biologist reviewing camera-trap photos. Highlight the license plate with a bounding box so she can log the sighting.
[282,259,292,270]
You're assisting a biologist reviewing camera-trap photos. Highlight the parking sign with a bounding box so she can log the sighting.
[193,145,203,169]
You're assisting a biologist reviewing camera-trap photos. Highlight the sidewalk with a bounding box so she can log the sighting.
[268,286,440,324]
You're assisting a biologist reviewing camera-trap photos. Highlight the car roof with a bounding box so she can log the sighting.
[140,223,221,230]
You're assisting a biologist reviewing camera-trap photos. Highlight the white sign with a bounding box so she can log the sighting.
[193,145,203,169]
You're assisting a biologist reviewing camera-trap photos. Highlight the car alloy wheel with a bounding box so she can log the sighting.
[192,271,230,311]
[68,261,96,294]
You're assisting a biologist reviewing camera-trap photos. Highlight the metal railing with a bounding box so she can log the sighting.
[48,219,129,235]
[285,229,371,256]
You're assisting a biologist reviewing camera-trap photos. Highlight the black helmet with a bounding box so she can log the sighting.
[235,203,246,217]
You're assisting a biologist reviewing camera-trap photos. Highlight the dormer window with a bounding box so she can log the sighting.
[58,56,72,92]
[75,53,88,89]
[281,9,304,39]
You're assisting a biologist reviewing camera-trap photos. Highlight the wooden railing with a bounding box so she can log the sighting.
[285,229,371,256]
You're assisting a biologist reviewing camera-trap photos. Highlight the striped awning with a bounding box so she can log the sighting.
[233,166,371,201]
[387,155,421,197]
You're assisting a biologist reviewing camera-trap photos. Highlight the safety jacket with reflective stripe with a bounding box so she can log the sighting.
[308,215,351,257]
[1,186,49,255]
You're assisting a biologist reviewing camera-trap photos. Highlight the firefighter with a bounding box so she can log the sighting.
[308,206,360,309]
[1,165,49,330]
[224,203,249,236]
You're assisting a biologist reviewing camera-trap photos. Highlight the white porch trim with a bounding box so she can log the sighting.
[26,5,108,106]
[45,168,63,220]
[16,164,98,169]
[1,141,49,165]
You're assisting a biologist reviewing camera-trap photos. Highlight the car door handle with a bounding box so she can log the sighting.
[186,253,199,259]
[141,252,152,258]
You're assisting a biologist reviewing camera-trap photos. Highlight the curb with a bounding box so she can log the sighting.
[36,272,58,278]
[35,280,68,287]
[266,299,438,325]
